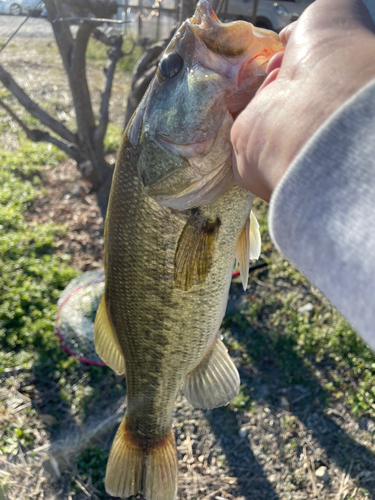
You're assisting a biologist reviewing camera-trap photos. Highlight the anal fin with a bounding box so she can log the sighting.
[94,296,125,375]
[105,417,178,500]
[182,338,240,409]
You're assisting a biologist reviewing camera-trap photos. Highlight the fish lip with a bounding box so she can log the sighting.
[188,0,221,28]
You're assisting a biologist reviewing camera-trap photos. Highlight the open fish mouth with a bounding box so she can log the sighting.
[186,0,284,116]
[187,0,255,58]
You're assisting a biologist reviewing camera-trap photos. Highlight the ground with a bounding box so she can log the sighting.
[1,17,375,500]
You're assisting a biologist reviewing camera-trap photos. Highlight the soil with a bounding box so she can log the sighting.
[27,157,106,272]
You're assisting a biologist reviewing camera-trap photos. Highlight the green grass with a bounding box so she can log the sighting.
[0,141,76,366]
[74,447,109,496]
[0,136,121,457]
[103,122,123,154]
[224,199,375,417]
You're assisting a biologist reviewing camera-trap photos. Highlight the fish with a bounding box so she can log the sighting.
[93,2,284,499]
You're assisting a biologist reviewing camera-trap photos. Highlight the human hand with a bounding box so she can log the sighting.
[231,0,375,201]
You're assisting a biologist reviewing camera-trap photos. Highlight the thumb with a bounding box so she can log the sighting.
[232,149,271,202]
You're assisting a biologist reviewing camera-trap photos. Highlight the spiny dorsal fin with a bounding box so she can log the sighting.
[174,211,221,291]
[236,211,261,290]
[94,296,125,375]
[182,337,240,409]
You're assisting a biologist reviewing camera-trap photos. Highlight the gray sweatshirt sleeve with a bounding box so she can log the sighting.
[269,78,375,350]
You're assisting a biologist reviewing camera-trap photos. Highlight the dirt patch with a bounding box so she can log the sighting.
[27,158,105,272]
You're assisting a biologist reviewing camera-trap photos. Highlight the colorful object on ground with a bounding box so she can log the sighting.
[56,270,106,366]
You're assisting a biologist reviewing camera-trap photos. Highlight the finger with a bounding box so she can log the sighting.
[266,51,284,75]
[256,67,280,95]
[279,21,297,45]
[232,151,271,202]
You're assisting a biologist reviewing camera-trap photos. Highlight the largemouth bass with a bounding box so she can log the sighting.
[94,2,283,499]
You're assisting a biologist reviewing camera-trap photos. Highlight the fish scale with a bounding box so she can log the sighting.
[106,136,252,438]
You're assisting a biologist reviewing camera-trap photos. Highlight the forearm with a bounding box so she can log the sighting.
[269,78,375,348]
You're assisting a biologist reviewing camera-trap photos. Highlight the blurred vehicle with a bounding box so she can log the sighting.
[210,0,314,32]
[0,0,43,16]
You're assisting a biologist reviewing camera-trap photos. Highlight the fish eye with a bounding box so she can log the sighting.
[158,53,184,79]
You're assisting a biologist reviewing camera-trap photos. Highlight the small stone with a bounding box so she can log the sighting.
[298,303,314,315]
[238,427,248,438]
[198,455,204,463]
[315,466,329,482]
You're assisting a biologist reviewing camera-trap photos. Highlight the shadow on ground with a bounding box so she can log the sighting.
[221,279,375,499]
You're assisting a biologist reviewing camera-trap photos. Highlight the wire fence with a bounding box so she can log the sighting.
[0,1,179,44]
[116,0,179,40]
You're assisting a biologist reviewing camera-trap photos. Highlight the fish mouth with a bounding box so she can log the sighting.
[187,0,254,58]
[189,0,220,27]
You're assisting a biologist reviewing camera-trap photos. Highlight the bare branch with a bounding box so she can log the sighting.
[92,28,122,47]
[0,97,30,135]
[72,21,94,72]
[94,46,123,147]
[94,38,135,146]
[43,0,74,71]
[0,64,76,144]
[39,134,85,162]
[0,97,85,163]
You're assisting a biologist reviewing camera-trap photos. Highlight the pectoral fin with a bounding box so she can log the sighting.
[236,216,250,291]
[94,296,125,375]
[182,338,240,409]
[174,211,221,291]
[249,211,261,260]
[236,211,261,290]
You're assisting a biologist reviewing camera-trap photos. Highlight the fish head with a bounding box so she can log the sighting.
[132,0,284,210]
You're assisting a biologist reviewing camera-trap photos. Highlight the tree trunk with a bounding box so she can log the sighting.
[44,0,113,218]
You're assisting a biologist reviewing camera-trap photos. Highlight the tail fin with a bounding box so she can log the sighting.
[105,417,178,500]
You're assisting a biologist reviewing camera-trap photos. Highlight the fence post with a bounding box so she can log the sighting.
[138,0,143,37]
